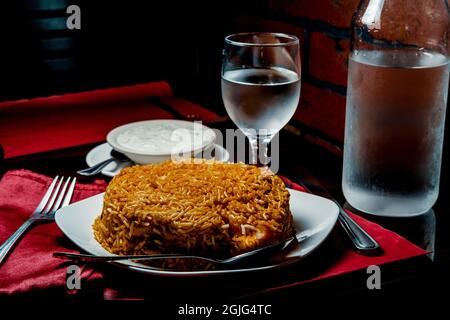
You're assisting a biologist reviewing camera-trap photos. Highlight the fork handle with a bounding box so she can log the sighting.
[53,252,220,264]
[0,218,36,266]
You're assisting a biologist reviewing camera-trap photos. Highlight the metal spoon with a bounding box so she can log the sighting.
[297,179,381,255]
[77,149,130,176]
[53,236,296,266]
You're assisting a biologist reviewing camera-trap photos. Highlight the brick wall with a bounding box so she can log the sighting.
[231,0,361,151]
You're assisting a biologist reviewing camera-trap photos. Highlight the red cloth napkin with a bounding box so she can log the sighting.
[0,82,219,159]
[0,170,107,295]
[0,170,427,297]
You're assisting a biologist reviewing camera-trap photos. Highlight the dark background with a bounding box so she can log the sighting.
[0,0,258,113]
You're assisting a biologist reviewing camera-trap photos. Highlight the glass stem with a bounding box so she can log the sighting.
[248,135,272,167]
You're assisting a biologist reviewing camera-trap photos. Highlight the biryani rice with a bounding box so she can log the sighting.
[93,160,295,259]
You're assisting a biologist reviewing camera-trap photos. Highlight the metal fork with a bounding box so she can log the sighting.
[0,176,76,266]
[54,236,297,266]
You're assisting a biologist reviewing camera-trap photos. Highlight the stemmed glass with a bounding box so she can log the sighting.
[221,32,301,166]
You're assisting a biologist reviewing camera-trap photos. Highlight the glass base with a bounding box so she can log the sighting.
[343,185,436,218]
[345,201,431,218]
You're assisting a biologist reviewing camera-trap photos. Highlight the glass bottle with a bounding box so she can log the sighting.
[342,0,450,216]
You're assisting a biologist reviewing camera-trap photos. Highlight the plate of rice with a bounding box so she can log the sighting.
[56,160,339,276]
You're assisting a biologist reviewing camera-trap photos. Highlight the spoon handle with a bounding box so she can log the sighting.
[336,204,381,255]
[295,179,382,256]
[77,158,115,176]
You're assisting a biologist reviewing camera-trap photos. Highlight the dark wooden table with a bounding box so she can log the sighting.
[0,120,446,306]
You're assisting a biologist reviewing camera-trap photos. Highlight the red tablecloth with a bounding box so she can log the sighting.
[0,82,219,159]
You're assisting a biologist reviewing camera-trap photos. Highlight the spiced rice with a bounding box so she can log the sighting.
[93,160,295,259]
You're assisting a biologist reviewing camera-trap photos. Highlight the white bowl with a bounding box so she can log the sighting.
[106,120,216,164]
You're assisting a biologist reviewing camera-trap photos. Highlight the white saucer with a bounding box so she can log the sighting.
[86,143,230,177]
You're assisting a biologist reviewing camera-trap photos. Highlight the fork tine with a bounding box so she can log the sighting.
[33,176,59,215]
[61,177,76,208]
[49,177,72,215]
[41,176,64,215]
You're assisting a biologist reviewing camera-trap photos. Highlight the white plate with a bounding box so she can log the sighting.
[86,143,230,177]
[55,189,339,276]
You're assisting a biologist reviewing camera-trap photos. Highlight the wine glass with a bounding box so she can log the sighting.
[221,32,301,166]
